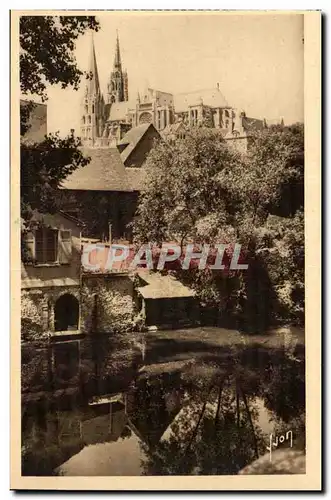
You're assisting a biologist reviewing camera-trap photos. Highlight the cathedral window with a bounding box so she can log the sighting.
[85,105,88,113]
[164,110,167,127]
[82,116,85,124]
[139,112,152,125]
[92,104,95,114]
[88,115,91,124]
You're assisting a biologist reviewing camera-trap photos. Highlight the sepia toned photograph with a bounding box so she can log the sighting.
[11,10,321,490]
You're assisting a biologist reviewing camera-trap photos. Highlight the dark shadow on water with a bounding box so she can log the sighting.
[21,330,305,477]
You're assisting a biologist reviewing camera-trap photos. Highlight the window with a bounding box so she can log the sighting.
[88,115,91,124]
[23,227,72,265]
[35,228,58,263]
[92,104,95,114]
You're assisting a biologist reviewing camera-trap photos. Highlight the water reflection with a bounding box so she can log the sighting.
[22,333,305,476]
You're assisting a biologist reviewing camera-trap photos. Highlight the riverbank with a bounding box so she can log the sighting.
[142,325,304,366]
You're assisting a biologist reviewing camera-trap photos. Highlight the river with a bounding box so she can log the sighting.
[21,326,305,476]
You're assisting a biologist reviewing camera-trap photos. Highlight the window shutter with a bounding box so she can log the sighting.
[58,230,72,264]
[35,228,44,263]
[23,231,35,261]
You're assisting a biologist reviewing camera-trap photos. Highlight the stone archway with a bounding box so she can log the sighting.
[54,293,79,332]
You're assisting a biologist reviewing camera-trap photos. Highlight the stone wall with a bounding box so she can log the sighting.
[81,274,139,334]
[21,273,140,339]
[21,286,81,340]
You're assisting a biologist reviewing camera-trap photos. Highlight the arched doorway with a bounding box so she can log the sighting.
[54,294,79,332]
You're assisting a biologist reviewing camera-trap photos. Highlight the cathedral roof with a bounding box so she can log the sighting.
[61,148,142,192]
[174,88,229,112]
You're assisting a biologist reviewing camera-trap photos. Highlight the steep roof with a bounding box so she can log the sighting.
[61,148,129,192]
[174,87,229,113]
[119,123,160,165]
[61,148,144,192]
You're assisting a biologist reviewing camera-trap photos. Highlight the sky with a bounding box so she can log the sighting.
[42,12,304,136]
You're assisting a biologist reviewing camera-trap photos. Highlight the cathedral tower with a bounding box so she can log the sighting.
[107,32,129,104]
[81,33,105,146]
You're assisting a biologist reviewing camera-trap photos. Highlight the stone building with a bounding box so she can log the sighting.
[21,211,84,335]
[79,33,269,151]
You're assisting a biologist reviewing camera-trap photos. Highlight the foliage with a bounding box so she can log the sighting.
[21,294,44,341]
[133,125,304,329]
[21,132,91,224]
[81,284,138,334]
[20,15,99,226]
[20,16,99,99]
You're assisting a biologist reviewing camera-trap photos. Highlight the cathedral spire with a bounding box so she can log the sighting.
[87,32,100,95]
[107,30,128,104]
[81,31,104,146]
[114,30,122,70]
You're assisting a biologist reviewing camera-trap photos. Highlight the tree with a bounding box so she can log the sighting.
[20,15,100,226]
[133,126,304,329]
[20,16,99,100]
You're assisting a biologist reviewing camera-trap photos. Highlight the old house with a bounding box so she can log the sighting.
[59,143,148,241]
[21,211,84,335]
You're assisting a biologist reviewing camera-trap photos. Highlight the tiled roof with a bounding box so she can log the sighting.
[61,148,130,192]
[108,101,134,121]
[174,88,229,113]
[61,147,145,192]
[119,124,159,164]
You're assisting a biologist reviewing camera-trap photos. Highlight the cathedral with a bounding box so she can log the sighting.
[80,32,266,151]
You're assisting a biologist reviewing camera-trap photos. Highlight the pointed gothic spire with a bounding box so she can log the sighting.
[87,31,100,95]
[114,30,122,70]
